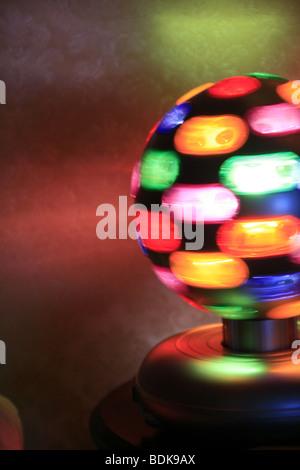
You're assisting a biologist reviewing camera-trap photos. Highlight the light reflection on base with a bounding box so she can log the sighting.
[135,323,300,441]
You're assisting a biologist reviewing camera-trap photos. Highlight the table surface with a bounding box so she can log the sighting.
[90,380,300,450]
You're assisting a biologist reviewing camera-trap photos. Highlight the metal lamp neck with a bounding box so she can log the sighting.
[222,317,298,353]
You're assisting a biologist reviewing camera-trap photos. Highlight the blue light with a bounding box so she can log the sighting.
[136,230,148,256]
[156,103,191,133]
[245,273,300,301]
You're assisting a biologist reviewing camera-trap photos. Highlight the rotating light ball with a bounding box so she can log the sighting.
[131,74,300,322]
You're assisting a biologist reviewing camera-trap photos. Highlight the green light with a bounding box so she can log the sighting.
[219,152,300,195]
[204,305,258,320]
[140,149,180,190]
[246,72,285,81]
[188,356,267,382]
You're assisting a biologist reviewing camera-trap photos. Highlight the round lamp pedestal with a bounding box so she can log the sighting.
[135,319,300,446]
[91,318,300,449]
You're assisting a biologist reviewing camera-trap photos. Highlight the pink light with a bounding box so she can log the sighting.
[130,160,141,198]
[161,184,239,223]
[246,103,300,136]
[152,265,189,295]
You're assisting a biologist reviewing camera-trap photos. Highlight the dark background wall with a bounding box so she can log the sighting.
[0,0,300,449]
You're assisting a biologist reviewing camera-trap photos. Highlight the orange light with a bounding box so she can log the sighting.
[266,301,300,319]
[217,216,300,258]
[176,83,214,105]
[169,252,249,288]
[277,81,300,105]
[174,115,249,155]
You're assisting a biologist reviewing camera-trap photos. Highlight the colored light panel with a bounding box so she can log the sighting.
[130,161,141,198]
[188,356,266,381]
[140,150,180,190]
[179,295,206,310]
[204,305,258,320]
[169,252,249,288]
[136,209,181,252]
[277,80,300,105]
[245,273,300,301]
[145,121,159,144]
[136,230,148,256]
[156,103,191,133]
[246,73,285,81]
[219,152,300,195]
[267,301,300,319]
[162,184,239,223]
[176,83,214,105]
[208,76,261,98]
[174,115,249,155]
[152,265,188,295]
[217,216,300,258]
[246,103,300,136]
[289,236,300,264]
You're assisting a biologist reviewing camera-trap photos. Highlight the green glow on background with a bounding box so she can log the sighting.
[204,305,258,320]
[188,355,267,381]
[219,152,300,195]
[140,149,180,190]
[147,0,296,92]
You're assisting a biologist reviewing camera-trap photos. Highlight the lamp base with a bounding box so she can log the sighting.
[90,379,256,450]
[134,323,300,446]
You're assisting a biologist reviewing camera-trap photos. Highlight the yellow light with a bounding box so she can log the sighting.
[217,216,300,258]
[176,83,214,105]
[169,252,249,288]
[266,301,300,319]
[174,115,249,155]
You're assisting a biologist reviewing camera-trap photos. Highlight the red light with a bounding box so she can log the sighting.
[135,209,182,252]
[145,121,159,144]
[208,76,261,98]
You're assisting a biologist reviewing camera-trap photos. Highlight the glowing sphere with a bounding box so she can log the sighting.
[131,74,300,320]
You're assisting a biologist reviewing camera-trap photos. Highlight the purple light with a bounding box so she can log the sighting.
[161,184,239,223]
[156,103,191,133]
[246,103,300,136]
[130,160,141,198]
[151,265,189,295]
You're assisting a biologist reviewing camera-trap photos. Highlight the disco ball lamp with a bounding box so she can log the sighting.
[131,74,300,445]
